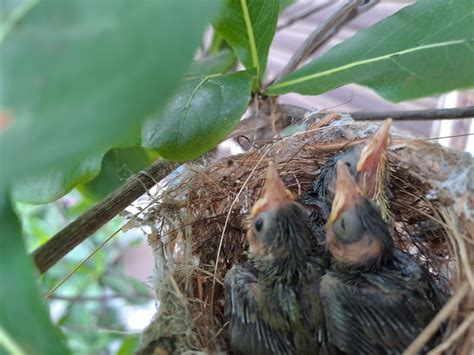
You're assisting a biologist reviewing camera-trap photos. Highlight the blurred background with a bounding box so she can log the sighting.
[20,1,472,354]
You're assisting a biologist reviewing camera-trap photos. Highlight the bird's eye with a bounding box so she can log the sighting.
[254,217,264,232]
[345,161,351,169]
[333,209,363,243]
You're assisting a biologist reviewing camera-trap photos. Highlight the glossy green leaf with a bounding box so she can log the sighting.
[78,147,152,202]
[12,153,104,204]
[117,335,140,355]
[213,0,279,86]
[267,0,474,102]
[142,70,253,161]
[0,194,70,354]
[279,0,294,11]
[187,48,236,77]
[0,0,222,188]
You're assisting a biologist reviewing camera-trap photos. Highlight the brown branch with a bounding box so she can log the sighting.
[32,160,178,274]
[48,293,153,302]
[403,282,471,355]
[234,105,474,137]
[277,0,364,80]
[276,2,332,31]
[350,106,474,121]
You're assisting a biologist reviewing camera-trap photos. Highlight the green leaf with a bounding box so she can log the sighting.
[117,335,140,355]
[0,0,222,188]
[0,194,70,354]
[267,0,474,102]
[187,48,236,76]
[78,147,152,202]
[142,70,253,161]
[213,0,279,87]
[12,153,104,204]
[279,0,294,11]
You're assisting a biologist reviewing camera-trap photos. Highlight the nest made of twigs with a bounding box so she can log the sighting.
[135,115,473,355]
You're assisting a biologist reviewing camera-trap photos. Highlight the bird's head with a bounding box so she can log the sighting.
[247,163,311,262]
[316,119,392,221]
[356,118,392,219]
[325,161,393,268]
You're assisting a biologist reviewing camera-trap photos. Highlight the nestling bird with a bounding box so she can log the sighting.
[306,119,392,229]
[225,163,326,355]
[320,161,444,354]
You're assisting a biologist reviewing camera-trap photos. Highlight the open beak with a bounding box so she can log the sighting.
[251,162,294,215]
[356,119,392,197]
[326,161,362,228]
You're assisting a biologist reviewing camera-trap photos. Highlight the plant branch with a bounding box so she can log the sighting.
[233,105,474,138]
[350,106,474,121]
[48,293,153,302]
[277,0,364,80]
[32,160,178,274]
[277,2,332,31]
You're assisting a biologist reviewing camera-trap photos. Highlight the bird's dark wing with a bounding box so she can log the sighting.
[321,267,438,355]
[224,264,294,355]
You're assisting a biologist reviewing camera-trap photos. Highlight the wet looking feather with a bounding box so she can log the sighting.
[326,161,393,268]
[310,119,392,223]
[224,162,324,354]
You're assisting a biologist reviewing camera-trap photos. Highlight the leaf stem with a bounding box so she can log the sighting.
[0,327,25,355]
[240,0,260,88]
[271,39,467,91]
[0,0,39,43]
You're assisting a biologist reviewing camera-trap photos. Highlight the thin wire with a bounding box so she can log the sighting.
[426,132,474,141]
[45,228,122,299]
[210,145,273,312]
[45,177,174,298]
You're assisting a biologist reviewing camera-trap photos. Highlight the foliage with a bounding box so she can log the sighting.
[0,194,69,354]
[267,0,474,101]
[213,0,279,88]
[14,191,148,354]
[142,70,254,161]
[0,0,222,188]
[1,0,473,352]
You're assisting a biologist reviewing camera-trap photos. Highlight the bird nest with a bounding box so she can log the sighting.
[135,115,473,354]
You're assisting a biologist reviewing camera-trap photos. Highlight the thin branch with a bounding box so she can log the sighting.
[234,105,474,138]
[48,293,153,302]
[350,106,474,121]
[277,0,364,80]
[277,2,332,31]
[403,282,471,355]
[32,160,178,274]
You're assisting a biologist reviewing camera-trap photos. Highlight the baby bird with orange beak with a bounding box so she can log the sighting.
[320,161,444,354]
[225,163,326,355]
[306,119,393,233]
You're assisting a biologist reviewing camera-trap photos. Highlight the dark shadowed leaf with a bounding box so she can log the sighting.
[142,70,253,161]
[0,194,70,354]
[0,0,221,188]
[12,153,104,204]
[77,147,152,202]
[267,0,474,102]
[187,48,236,76]
[213,0,279,86]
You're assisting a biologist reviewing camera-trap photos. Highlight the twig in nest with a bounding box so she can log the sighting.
[403,282,471,355]
[210,145,274,313]
[428,313,474,354]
